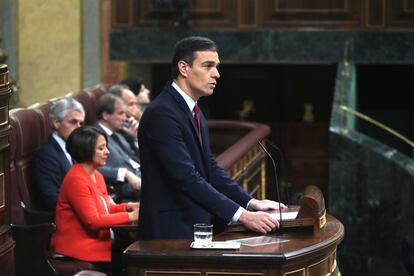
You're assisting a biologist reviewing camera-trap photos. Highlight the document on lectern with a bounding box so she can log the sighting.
[228,236,290,247]
[269,210,299,221]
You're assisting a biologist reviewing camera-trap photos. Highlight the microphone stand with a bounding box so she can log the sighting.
[264,138,292,206]
[258,140,283,228]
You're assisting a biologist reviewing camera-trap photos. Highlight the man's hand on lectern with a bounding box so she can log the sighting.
[238,210,279,234]
[248,199,287,211]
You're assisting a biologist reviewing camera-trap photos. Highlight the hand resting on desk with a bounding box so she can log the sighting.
[238,199,287,234]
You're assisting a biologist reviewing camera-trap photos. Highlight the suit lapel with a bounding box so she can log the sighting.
[166,84,211,180]
[49,136,72,170]
[167,85,205,148]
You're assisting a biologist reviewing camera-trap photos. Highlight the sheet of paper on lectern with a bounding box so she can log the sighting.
[270,211,299,221]
[228,236,290,247]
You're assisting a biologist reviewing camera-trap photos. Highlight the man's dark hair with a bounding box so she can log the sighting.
[171,36,218,79]
[96,93,123,120]
[66,126,107,163]
[120,78,144,96]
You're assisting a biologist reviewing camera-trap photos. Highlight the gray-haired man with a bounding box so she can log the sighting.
[31,97,85,211]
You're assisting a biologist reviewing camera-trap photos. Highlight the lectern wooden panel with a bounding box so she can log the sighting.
[0,64,14,276]
[124,215,344,276]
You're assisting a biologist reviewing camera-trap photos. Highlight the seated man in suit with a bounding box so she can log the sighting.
[95,93,141,202]
[31,97,85,211]
[107,84,140,158]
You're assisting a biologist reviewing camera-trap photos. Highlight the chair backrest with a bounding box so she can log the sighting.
[10,222,102,276]
[89,83,110,101]
[10,223,57,276]
[31,102,54,141]
[72,90,97,125]
[9,108,46,223]
[22,203,55,225]
[9,113,22,224]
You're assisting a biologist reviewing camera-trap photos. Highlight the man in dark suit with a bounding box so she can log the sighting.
[95,93,141,202]
[31,97,85,211]
[138,36,285,240]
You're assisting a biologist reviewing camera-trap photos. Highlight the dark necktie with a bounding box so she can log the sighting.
[111,133,140,163]
[193,103,202,144]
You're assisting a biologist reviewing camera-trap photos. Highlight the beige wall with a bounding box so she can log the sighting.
[17,0,82,106]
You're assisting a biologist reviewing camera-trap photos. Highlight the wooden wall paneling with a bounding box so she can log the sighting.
[112,0,134,27]
[238,0,259,27]
[0,64,14,276]
[128,0,238,28]
[187,0,237,28]
[112,0,414,29]
[260,0,361,28]
[365,0,386,28]
[389,0,414,27]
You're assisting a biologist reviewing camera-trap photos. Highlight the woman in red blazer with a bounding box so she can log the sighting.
[50,126,139,275]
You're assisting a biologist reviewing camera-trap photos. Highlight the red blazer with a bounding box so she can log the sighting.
[50,164,130,262]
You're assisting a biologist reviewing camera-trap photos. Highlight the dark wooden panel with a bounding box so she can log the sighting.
[389,0,414,27]
[112,0,133,26]
[239,0,258,27]
[262,0,361,27]
[128,0,237,28]
[284,122,329,197]
[366,0,385,28]
[112,0,414,29]
[0,64,15,275]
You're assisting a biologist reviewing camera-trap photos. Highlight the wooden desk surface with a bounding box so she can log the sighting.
[124,214,344,275]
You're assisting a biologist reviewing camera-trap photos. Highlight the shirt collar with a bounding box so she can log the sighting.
[98,122,113,136]
[52,133,72,164]
[52,133,67,150]
[172,82,197,112]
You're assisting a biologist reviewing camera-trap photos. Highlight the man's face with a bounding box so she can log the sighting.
[122,88,140,119]
[103,99,127,131]
[137,84,151,106]
[54,110,85,141]
[182,50,220,100]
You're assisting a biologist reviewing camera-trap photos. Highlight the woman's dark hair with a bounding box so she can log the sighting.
[66,126,107,163]
[171,36,217,79]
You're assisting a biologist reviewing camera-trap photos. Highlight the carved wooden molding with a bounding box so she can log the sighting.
[112,0,414,29]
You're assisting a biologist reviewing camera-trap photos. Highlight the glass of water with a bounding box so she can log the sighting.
[193,223,213,247]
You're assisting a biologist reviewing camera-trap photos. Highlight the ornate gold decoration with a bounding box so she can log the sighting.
[238,99,256,121]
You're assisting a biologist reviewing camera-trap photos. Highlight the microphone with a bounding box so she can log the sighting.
[258,140,283,225]
[264,139,292,206]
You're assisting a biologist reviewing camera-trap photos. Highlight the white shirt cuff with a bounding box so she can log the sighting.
[246,199,254,210]
[117,168,127,182]
[231,207,245,223]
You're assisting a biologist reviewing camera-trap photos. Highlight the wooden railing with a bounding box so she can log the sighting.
[208,120,271,199]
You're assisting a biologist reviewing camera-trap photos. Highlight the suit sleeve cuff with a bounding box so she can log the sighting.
[230,207,246,223]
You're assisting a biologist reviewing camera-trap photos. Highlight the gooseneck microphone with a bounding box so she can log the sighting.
[258,140,283,225]
[264,139,291,206]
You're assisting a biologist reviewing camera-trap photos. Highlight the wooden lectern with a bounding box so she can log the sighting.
[279,185,326,236]
[227,185,327,236]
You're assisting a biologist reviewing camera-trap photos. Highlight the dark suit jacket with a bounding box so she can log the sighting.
[137,83,252,240]
[94,124,140,202]
[31,135,72,211]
